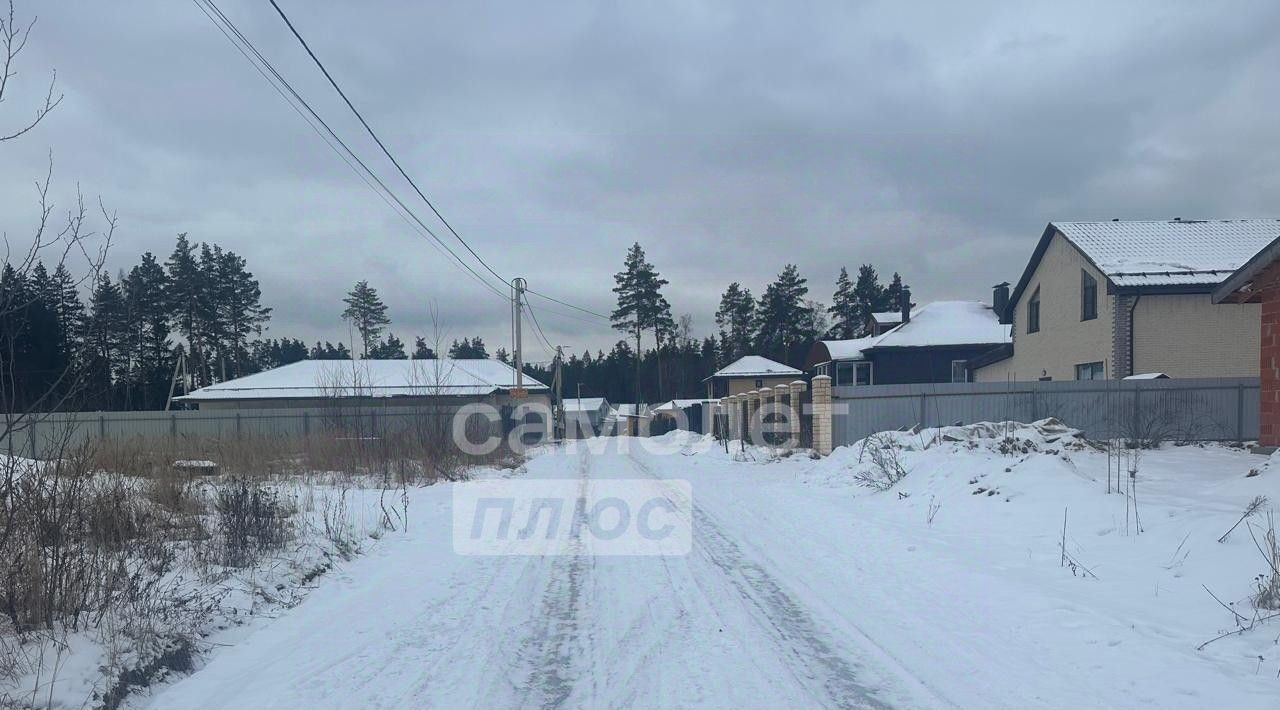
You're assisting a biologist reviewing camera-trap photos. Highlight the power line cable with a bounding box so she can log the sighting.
[524,288,613,321]
[192,0,511,304]
[265,0,613,323]
[266,0,506,285]
[522,301,557,358]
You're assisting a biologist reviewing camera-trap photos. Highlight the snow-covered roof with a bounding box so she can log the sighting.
[175,359,547,402]
[707,355,802,380]
[821,335,878,361]
[1055,220,1280,288]
[1124,372,1170,380]
[814,301,1010,363]
[871,311,904,326]
[652,399,716,412]
[563,397,607,413]
[872,301,1010,348]
[613,403,651,418]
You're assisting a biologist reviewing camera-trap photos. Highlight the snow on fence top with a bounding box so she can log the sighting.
[175,359,549,402]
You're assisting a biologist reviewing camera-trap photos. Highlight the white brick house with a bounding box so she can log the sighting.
[973,219,1278,382]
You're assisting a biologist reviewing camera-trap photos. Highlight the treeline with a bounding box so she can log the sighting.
[3,231,909,410]
[1,234,275,411]
[0,234,511,411]
[525,243,909,404]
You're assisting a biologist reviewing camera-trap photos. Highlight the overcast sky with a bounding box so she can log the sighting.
[3,1,1278,359]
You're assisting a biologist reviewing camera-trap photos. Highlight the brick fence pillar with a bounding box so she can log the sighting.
[788,380,806,446]
[773,384,790,446]
[745,389,760,445]
[729,394,742,441]
[812,374,833,455]
[1261,280,1280,446]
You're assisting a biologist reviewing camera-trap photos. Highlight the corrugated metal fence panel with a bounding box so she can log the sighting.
[0,405,481,458]
[832,377,1259,448]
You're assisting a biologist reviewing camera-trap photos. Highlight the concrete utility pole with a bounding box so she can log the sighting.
[512,277,526,392]
[553,345,564,439]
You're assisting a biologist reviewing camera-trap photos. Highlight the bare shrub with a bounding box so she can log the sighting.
[1250,512,1280,610]
[853,434,909,490]
[213,478,293,568]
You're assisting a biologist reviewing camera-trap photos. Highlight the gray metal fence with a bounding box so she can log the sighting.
[831,377,1259,448]
[0,404,533,459]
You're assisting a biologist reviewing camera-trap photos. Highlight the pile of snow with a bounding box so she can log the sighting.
[809,418,1090,487]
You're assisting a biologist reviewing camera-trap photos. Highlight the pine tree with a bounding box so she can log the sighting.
[852,264,885,334]
[714,282,755,363]
[310,341,351,360]
[883,272,906,313]
[341,280,390,357]
[213,247,271,377]
[369,334,407,358]
[123,252,172,408]
[753,264,816,366]
[494,346,510,364]
[447,336,488,358]
[611,243,673,401]
[412,336,436,359]
[252,338,309,370]
[49,262,86,354]
[87,273,129,404]
[166,234,213,384]
[827,267,860,339]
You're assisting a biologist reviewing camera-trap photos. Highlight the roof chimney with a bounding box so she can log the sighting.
[900,287,911,325]
[993,282,1010,322]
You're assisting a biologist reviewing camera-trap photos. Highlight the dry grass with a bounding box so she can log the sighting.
[2,417,525,706]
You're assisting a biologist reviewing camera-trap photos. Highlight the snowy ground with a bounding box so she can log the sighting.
[134,427,1280,709]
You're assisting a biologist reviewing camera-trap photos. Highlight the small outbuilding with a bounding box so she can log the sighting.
[703,356,803,398]
[562,396,610,437]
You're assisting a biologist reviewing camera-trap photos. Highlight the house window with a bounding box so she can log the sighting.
[855,362,872,386]
[1027,287,1041,334]
[1074,361,1105,380]
[951,360,968,383]
[836,362,853,385]
[754,378,763,388]
[834,362,872,386]
[1081,270,1097,321]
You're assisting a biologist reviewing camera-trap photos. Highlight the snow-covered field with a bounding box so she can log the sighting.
[126,426,1280,709]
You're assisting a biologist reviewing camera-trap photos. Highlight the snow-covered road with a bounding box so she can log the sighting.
[143,442,937,709]
[142,435,1280,709]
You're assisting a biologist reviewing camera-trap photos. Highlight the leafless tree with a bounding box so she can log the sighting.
[1,0,112,559]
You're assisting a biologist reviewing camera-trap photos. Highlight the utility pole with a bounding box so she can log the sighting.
[165,348,190,411]
[512,277,526,393]
[553,345,564,440]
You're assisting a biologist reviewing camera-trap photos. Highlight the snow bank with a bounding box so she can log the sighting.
[668,423,1280,705]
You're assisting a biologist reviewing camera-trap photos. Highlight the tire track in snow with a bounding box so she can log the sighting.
[514,448,594,708]
[626,449,893,710]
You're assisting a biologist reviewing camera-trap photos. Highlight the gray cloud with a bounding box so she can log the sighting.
[3,0,1278,359]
